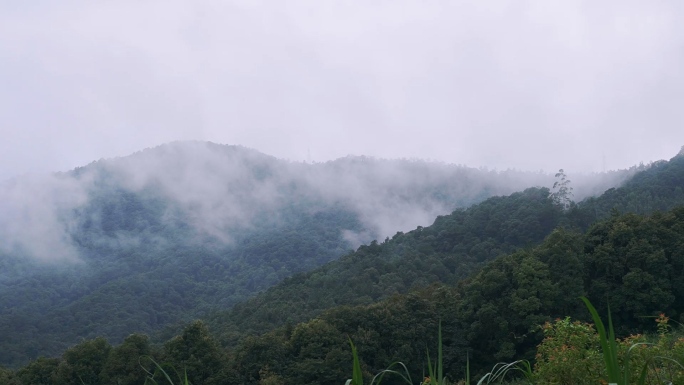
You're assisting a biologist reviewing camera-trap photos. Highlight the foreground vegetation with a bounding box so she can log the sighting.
[4,299,684,384]
[2,203,684,384]
[2,142,602,368]
[2,150,683,382]
[343,299,684,385]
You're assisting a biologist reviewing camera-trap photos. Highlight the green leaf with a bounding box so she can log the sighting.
[348,338,364,385]
[581,296,621,384]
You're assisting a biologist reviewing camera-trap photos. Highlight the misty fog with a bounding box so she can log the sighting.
[0,141,645,263]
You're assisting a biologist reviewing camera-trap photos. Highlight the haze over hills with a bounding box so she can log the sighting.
[2,1,683,382]
[0,141,636,261]
[0,141,638,366]
[201,149,684,384]
[207,150,684,347]
[0,141,640,271]
[0,142,636,363]
[0,143,682,383]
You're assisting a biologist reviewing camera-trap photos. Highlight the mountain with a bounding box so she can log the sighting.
[207,151,684,347]
[0,141,631,367]
[208,186,563,345]
[216,151,684,384]
[3,148,683,384]
[0,148,684,385]
[226,206,684,384]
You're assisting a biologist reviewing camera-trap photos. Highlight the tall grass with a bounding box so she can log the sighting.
[475,360,532,385]
[140,356,190,385]
[425,320,445,384]
[581,296,684,385]
[346,338,364,385]
[345,297,684,385]
[345,321,450,385]
[345,320,531,385]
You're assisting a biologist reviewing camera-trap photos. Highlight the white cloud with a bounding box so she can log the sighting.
[0,173,91,262]
[0,0,683,182]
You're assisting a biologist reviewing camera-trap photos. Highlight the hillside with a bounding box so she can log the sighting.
[208,151,684,346]
[0,141,622,368]
[226,206,684,384]
[209,186,563,345]
[3,151,683,384]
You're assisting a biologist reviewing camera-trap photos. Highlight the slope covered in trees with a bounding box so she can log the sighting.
[2,141,626,368]
[3,180,684,384]
[225,206,684,384]
[570,153,684,228]
[209,186,564,345]
[207,152,684,347]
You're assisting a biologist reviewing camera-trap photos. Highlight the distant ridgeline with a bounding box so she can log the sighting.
[0,141,632,368]
[207,151,684,345]
[1,150,683,384]
[221,205,684,385]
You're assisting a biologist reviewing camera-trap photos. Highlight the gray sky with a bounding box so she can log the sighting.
[1,0,683,181]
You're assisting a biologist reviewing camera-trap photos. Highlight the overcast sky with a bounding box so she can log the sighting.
[1,0,683,182]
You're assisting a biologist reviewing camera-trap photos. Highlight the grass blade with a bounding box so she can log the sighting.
[371,362,414,385]
[581,296,621,384]
[348,338,364,385]
[465,351,470,385]
[140,355,186,385]
[476,360,530,385]
[438,320,443,384]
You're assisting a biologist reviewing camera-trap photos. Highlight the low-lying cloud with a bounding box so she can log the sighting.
[0,173,91,262]
[0,142,646,262]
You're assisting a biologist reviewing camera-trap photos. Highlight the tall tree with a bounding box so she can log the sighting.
[0,366,13,384]
[163,320,226,385]
[11,357,60,385]
[551,169,574,210]
[99,334,152,385]
[53,338,112,385]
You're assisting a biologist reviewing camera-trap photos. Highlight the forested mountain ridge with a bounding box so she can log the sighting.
[226,206,684,385]
[209,186,563,345]
[569,152,684,228]
[2,151,683,385]
[208,150,684,347]
[0,141,633,368]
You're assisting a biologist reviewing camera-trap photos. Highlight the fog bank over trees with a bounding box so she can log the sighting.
[0,141,640,263]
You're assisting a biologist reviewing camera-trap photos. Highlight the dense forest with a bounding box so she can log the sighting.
[0,141,638,368]
[207,152,684,346]
[0,144,683,384]
[222,207,684,384]
[4,205,684,384]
